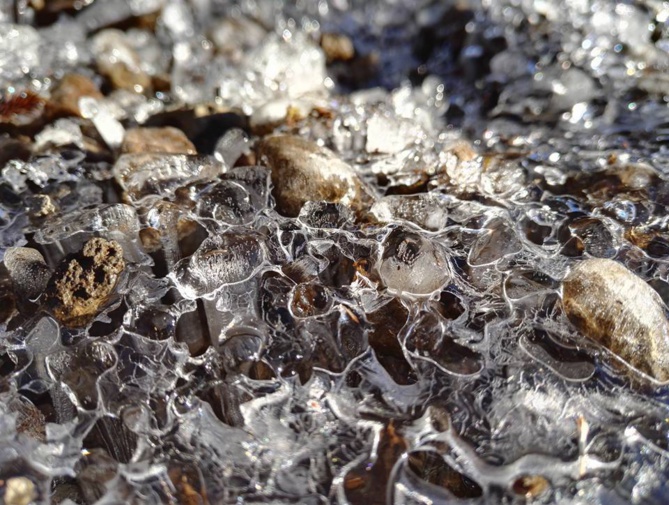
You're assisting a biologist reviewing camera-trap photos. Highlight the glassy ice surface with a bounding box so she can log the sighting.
[3,0,669,504]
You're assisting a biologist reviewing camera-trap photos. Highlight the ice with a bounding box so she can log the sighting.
[218,31,327,112]
[34,119,85,151]
[2,0,669,503]
[79,97,126,150]
[171,233,265,299]
[370,193,450,231]
[113,153,223,203]
[365,111,419,155]
[0,24,40,84]
[196,166,271,226]
[213,128,249,168]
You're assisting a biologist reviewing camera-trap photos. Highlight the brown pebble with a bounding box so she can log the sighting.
[320,32,355,62]
[256,135,373,217]
[92,30,151,92]
[46,238,125,327]
[47,74,103,118]
[512,475,550,498]
[26,194,57,219]
[563,258,669,381]
[121,126,197,155]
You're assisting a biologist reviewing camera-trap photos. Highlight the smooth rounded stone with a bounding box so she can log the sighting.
[121,127,196,154]
[378,228,450,296]
[91,29,151,92]
[3,247,51,300]
[320,32,355,62]
[46,238,125,327]
[47,74,103,118]
[563,258,669,381]
[3,476,36,505]
[256,135,373,217]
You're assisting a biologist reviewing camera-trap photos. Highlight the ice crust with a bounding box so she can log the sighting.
[2,0,669,504]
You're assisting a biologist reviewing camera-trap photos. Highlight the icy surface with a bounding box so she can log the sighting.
[2,0,669,504]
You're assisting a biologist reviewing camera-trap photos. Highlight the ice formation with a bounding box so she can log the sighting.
[1,0,669,504]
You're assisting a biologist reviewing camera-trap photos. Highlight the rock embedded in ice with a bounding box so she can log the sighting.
[378,228,450,296]
[172,234,265,299]
[46,237,125,327]
[563,258,669,381]
[47,74,103,118]
[121,127,196,154]
[256,135,373,217]
[3,247,51,300]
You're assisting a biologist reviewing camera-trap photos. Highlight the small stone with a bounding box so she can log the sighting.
[512,475,550,498]
[26,194,57,218]
[3,247,51,300]
[92,29,151,92]
[563,258,669,381]
[121,127,196,155]
[256,135,373,217]
[3,477,36,505]
[47,74,103,118]
[320,33,355,62]
[46,238,125,327]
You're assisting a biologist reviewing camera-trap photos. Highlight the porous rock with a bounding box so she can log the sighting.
[46,237,125,327]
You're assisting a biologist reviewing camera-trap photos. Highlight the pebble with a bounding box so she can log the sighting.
[47,74,103,118]
[256,135,373,217]
[3,247,51,300]
[92,29,151,92]
[320,32,355,62]
[563,258,669,381]
[46,238,125,327]
[121,126,196,154]
[3,477,36,505]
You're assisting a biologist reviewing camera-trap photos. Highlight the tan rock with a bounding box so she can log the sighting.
[121,126,196,154]
[320,32,355,62]
[48,74,103,118]
[92,29,151,92]
[256,135,373,217]
[4,477,36,505]
[563,258,669,381]
[47,238,125,327]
